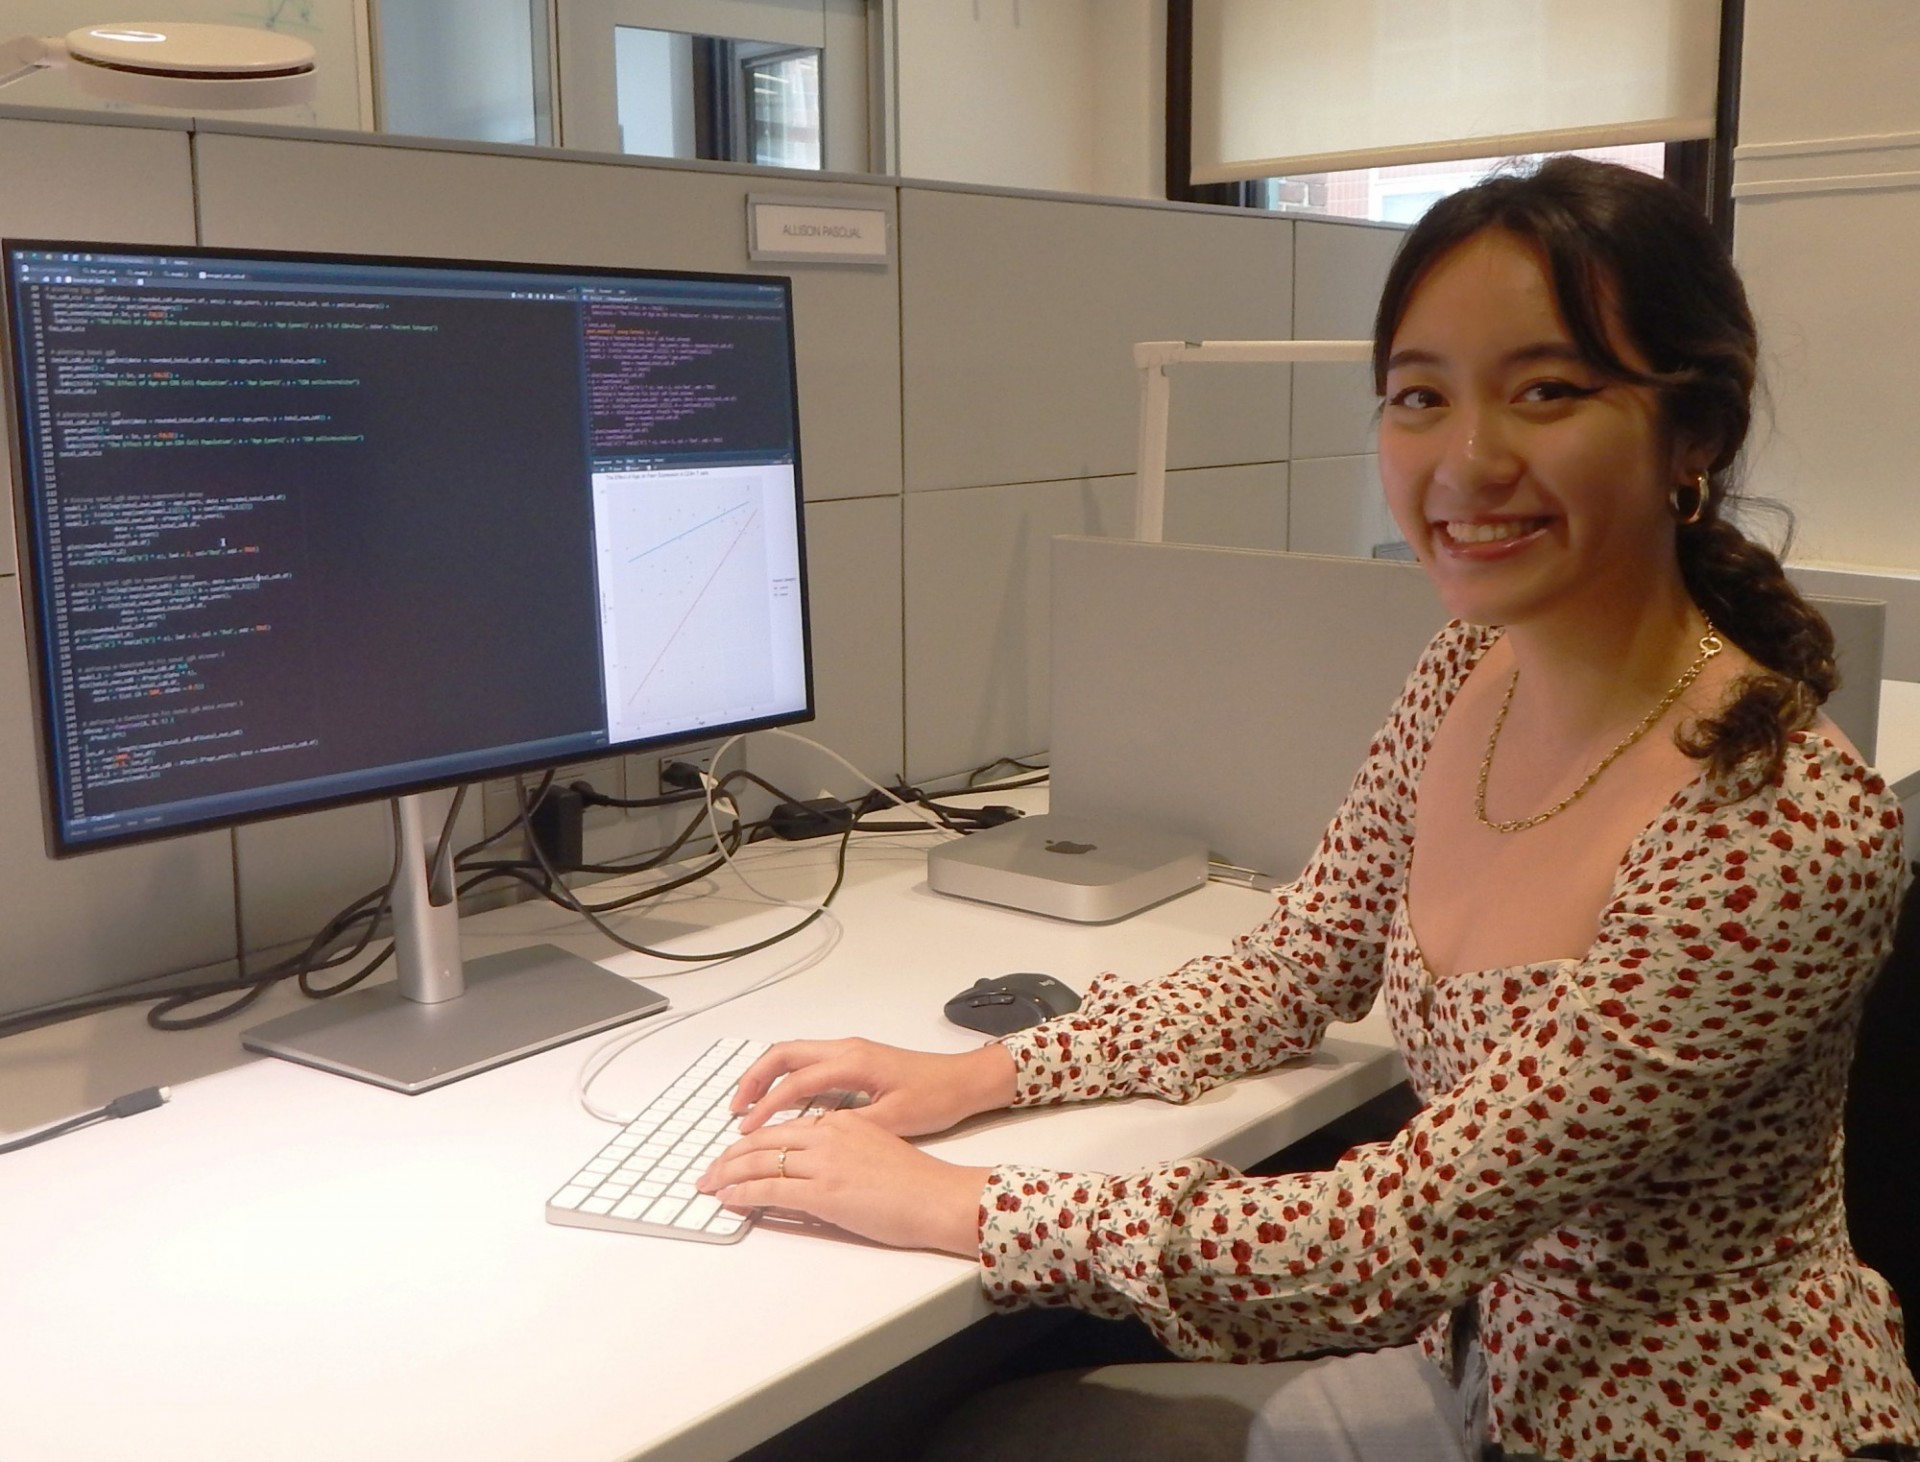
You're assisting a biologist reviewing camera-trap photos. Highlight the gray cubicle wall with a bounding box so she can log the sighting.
[1791,565,1920,682]
[0,110,1400,1021]
[897,189,1403,778]
[0,114,239,1014]
[1289,220,1407,561]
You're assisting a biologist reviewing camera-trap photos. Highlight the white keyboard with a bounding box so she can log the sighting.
[546,1037,773,1244]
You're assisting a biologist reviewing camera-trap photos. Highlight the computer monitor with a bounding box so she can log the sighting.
[2,239,814,1091]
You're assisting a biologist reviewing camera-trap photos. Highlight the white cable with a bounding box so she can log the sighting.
[575,911,843,1123]
[696,746,797,905]
[687,729,955,906]
[738,728,953,833]
[570,730,954,1119]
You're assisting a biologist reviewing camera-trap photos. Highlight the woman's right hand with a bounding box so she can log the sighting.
[729,1037,1017,1137]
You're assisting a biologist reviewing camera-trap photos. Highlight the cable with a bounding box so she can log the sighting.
[165,780,554,1020]
[847,784,1023,832]
[511,771,858,964]
[0,736,1042,1043]
[967,755,1049,788]
[142,776,499,1028]
[0,777,734,1040]
[574,913,846,1124]
[0,1086,169,1155]
[461,767,558,860]
[0,986,210,1041]
[712,728,953,835]
[484,767,769,893]
[142,801,410,1028]
[426,785,464,900]
[147,774,592,1026]
[958,769,1050,794]
[146,765,782,1028]
[566,779,703,813]
[556,733,987,1118]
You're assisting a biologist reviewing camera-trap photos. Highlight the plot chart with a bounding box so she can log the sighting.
[592,463,802,744]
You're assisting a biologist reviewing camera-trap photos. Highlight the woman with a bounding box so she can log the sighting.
[698,158,1920,1460]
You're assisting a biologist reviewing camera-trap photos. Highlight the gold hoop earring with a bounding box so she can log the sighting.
[1670,472,1710,527]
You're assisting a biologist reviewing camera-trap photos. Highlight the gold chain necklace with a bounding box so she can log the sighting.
[1474,625,1724,834]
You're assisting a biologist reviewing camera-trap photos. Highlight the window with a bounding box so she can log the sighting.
[1166,0,1738,231]
[744,48,821,169]
[615,30,825,169]
[1254,143,1669,224]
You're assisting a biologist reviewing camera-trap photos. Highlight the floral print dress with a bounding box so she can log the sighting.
[979,622,1920,1462]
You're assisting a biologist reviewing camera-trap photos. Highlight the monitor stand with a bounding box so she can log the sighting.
[242,791,666,1093]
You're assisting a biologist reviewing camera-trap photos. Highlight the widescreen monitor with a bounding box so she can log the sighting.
[3,239,814,1089]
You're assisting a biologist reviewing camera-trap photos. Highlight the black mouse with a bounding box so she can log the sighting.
[943,972,1081,1036]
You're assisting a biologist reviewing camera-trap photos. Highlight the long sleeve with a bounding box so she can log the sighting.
[997,625,1492,1107]
[976,739,1920,1456]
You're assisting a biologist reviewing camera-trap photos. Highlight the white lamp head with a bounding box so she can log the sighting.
[2,22,316,110]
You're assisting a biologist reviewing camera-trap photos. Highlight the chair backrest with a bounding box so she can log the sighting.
[1847,869,1920,1373]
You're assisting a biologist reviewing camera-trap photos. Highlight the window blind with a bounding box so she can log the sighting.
[1189,0,1720,184]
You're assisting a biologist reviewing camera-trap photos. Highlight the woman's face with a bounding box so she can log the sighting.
[1377,228,1690,631]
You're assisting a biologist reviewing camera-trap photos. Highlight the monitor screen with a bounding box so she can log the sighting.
[3,241,813,856]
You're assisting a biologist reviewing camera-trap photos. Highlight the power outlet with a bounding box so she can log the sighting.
[654,741,722,797]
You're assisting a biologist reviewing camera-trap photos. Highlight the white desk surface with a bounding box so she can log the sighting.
[4,682,1912,1462]
[0,814,1402,1462]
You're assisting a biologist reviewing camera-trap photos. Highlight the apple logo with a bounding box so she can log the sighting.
[1045,839,1095,855]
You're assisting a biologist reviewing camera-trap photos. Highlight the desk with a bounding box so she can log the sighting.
[0,817,1401,1462]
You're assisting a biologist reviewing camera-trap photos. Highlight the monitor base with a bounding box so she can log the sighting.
[241,944,666,1094]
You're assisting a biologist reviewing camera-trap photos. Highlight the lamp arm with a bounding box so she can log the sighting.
[1129,339,1374,544]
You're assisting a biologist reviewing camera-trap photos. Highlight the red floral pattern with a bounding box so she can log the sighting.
[981,623,1920,1461]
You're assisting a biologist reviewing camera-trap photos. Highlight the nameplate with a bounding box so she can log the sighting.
[747,195,892,265]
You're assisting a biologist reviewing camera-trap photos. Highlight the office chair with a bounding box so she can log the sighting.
[1847,867,1920,1374]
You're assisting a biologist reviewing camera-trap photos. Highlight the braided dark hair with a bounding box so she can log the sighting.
[1371,155,1836,784]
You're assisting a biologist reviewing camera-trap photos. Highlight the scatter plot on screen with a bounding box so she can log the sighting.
[593,465,797,743]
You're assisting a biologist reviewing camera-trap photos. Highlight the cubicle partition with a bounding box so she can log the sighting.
[0,115,237,1017]
[0,107,1404,1029]
[1046,537,1442,884]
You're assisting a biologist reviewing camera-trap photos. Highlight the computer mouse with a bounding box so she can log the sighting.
[943,972,1082,1036]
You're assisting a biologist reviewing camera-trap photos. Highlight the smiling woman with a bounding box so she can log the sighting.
[1371,156,1835,790]
[697,157,1920,1462]
[1377,229,1688,640]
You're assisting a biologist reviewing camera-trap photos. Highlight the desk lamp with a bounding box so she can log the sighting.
[1132,338,1372,542]
[927,337,1381,920]
[0,22,316,109]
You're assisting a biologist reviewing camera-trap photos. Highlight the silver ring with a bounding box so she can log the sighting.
[776,1147,788,1179]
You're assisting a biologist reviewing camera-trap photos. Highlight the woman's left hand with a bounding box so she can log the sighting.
[696,1109,988,1256]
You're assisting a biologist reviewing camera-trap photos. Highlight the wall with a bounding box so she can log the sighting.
[0,115,234,1013]
[0,111,1398,1020]
[375,0,541,144]
[7,2,1164,199]
[1733,0,1920,573]
[363,0,1920,579]
[892,0,1163,197]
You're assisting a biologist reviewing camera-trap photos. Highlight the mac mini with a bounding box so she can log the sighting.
[926,813,1208,922]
